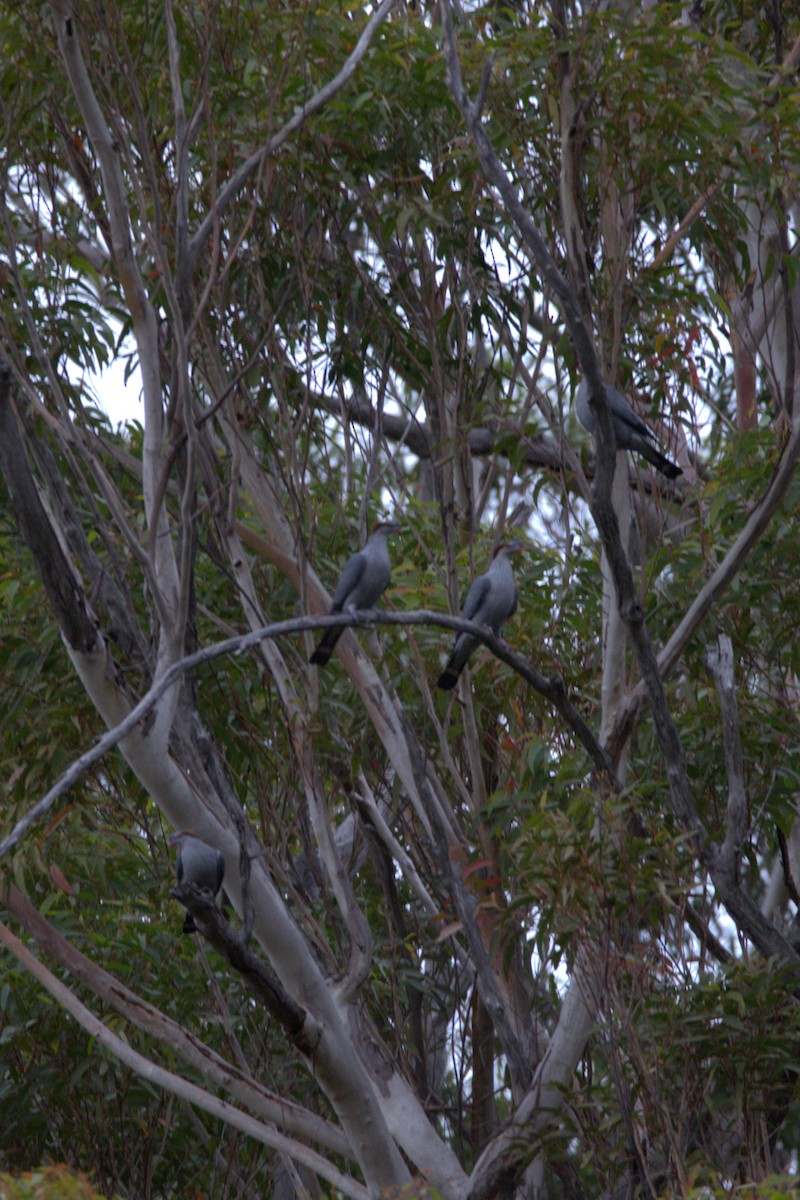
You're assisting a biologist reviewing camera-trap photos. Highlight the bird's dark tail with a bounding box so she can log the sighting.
[182,911,197,935]
[641,441,682,480]
[310,626,343,667]
[437,637,474,690]
[437,663,461,690]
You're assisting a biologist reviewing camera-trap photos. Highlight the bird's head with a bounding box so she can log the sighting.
[168,831,193,847]
[371,520,403,538]
[493,539,525,559]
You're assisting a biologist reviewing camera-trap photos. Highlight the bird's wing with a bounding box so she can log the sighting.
[461,574,491,622]
[329,551,366,611]
[508,584,518,621]
[175,849,184,886]
[609,388,654,440]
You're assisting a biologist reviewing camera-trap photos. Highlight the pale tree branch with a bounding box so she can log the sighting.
[705,633,748,876]
[735,197,800,419]
[164,0,191,309]
[776,828,800,910]
[198,431,470,1192]
[699,636,800,963]
[0,919,370,1200]
[50,5,149,322]
[0,386,419,1194]
[466,956,598,1200]
[4,601,420,1194]
[222,524,373,1000]
[4,883,351,1160]
[718,35,800,419]
[730,230,800,369]
[552,0,591,315]
[51,1,184,697]
[6,720,412,1198]
[0,606,616,865]
[353,772,447,931]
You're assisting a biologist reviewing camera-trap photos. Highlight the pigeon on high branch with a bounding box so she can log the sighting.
[169,831,225,935]
[310,521,402,667]
[437,542,523,691]
[576,379,682,480]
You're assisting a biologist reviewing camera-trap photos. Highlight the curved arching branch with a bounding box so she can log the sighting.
[5,882,351,1159]
[187,0,398,269]
[0,606,617,865]
[0,918,370,1200]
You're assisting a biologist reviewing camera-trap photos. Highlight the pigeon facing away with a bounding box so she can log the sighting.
[437,542,523,691]
[576,379,682,480]
[169,831,225,935]
[310,521,403,667]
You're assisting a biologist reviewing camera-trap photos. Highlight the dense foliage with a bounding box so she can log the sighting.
[2,1,800,1198]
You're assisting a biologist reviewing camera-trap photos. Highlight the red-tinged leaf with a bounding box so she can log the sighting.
[49,863,75,896]
[462,858,493,879]
[434,921,463,943]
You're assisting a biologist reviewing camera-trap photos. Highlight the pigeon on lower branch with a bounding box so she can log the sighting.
[169,831,225,935]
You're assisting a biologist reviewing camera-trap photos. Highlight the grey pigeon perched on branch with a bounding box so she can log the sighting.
[576,378,682,480]
[169,831,225,935]
[437,542,523,691]
[310,520,403,667]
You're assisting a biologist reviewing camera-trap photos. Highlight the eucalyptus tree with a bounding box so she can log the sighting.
[2,3,800,1199]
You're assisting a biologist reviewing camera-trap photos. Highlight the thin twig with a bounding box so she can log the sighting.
[188,0,398,268]
[647,179,725,272]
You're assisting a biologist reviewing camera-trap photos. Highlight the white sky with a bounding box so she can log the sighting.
[95,352,143,429]
[80,323,144,429]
